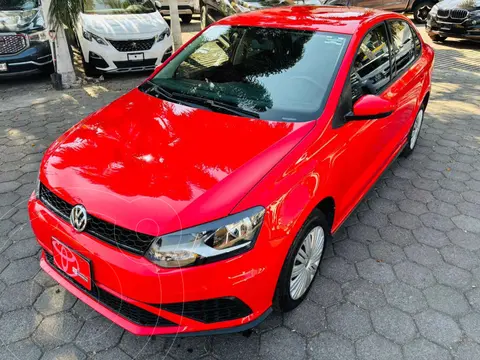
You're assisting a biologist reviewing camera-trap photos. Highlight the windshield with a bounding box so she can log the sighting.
[0,0,39,10]
[83,0,156,14]
[148,26,349,122]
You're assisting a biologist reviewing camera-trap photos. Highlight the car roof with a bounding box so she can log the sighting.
[216,6,393,35]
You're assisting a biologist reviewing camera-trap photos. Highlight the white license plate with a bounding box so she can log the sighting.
[127,53,144,62]
[0,63,7,72]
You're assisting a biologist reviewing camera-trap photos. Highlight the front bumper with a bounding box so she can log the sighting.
[426,16,480,40]
[0,40,52,76]
[78,34,173,73]
[28,193,287,335]
[161,5,195,16]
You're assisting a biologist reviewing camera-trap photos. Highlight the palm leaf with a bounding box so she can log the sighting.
[48,0,83,30]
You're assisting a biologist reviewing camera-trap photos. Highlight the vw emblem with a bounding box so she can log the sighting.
[70,205,88,232]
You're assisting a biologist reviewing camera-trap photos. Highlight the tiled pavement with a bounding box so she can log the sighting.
[0,23,480,360]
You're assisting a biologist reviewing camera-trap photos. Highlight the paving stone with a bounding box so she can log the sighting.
[33,312,83,350]
[308,331,355,360]
[34,285,76,316]
[371,306,417,344]
[259,327,306,360]
[0,308,42,344]
[320,257,358,284]
[0,256,38,285]
[327,303,372,341]
[427,200,460,217]
[461,313,480,344]
[404,338,452,360]
[379,226,416,247]
[356,334,403,360]
[405,188,435,204]
[343,279,386,310]
[424,285,470,316]
[378,186,406,201]
[119,331,165,358]
[347,224,381,244]
[74,316,124,354]
[452,215,480,234]
[369,241,405,264]
[413,227,451,248]
[42,345,86,360]
[399,199,429,215]
[0,339,42,360]
[462,191,480,205]
[414,310,462,347]
[456,202,480,220]
[284,300,326,336]
[358,211,388,228]
[383,281,427,314]
[389,211,423,230]
[412,178,441,191]
[4,239,40,261]
[212,333,260,360]
[420,213,457,232]
[394,261,436,289]
[309,276,343,307]
[433,263,472,289]
[441,245,480,270]
[0,280,43,312]
[367,197,398,214]
[90,348,132,360]
[33,269,58,288]
[453,341,480,360]
[334,240,370,263]
[405,244,444,268]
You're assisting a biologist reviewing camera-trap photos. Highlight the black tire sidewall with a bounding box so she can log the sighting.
[402,105,425,157]
[413,0,435,24]
[273,209,329,312]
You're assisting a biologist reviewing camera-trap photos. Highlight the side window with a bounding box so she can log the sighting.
[411,26,422,58]
[351,24,391,103]
[388,21,417,76]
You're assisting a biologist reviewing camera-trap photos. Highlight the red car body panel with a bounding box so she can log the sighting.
[29,6,434,336]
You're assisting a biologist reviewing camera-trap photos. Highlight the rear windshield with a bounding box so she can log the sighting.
[83,0,156,15]
[147,25,350,122]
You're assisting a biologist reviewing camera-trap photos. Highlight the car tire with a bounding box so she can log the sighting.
[273,209,329,312]
[82,54,101,78]
[429,34,447,42]
[200,5,208,29]
[413,0,435,24]
[401,105,425,157]
[181,14,193,24]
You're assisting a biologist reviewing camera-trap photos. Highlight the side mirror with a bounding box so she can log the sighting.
[154,0,162,9]
[346,95,394,121]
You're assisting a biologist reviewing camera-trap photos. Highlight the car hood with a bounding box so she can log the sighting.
[40,89,315,236]
[0,8,44,33]
[80,12,168,38]
[437,0,480,10]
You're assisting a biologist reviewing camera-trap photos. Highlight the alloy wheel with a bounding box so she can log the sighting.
[410,108,424,149]
[417,5,431,22]
[289,226,325,300]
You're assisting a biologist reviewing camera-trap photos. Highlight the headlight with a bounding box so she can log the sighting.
[156,27,171,42]
[429,5,438,16]
[29,30,48,42]
[146,207,265,268]
[83,30,108,46]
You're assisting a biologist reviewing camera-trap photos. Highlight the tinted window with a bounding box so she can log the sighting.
[388,21,417,75]
[83,0,156,14]
[148,25,350,122]
[351,24,391,102]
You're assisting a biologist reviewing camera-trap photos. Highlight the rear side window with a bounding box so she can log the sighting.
[388,21,418,76]
[351,24,391,103]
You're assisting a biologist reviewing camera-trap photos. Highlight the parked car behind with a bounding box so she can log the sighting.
[199,0,323,29]
[323,0,438,23]
[426,0,480,42]
[0,0,53,77]
[76,0,172,76]
[159,0,196,23]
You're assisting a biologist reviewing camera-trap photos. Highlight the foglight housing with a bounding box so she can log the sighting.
[146,207,265,268]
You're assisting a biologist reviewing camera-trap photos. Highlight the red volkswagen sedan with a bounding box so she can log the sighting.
[29,6,434,336]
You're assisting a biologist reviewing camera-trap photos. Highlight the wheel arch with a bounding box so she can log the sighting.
[315,196,335,234]
[422,91,430,110]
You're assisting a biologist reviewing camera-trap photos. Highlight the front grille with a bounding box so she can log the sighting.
[108,38,155,52]
[159,297,253,323]
[0,34,27,55]
[450,9,468,19]
[113,59,157,69]
[45,252,176,327]
[437,9,450,18]
[39,184,156,254]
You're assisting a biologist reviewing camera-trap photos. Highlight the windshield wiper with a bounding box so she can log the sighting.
[170,92,260,119]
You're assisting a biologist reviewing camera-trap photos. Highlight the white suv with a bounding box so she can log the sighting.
[76,0,172,76]
[159,0,196,24]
